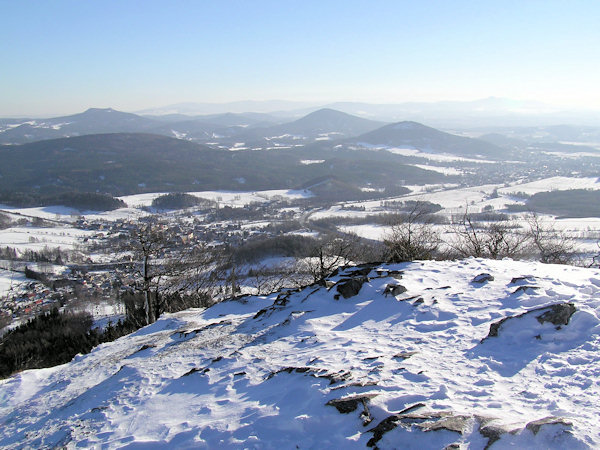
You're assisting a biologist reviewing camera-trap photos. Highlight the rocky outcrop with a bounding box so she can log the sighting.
[483,302,576,342]
[366,405,576,449]
[326,393,378,425]
[536,303,577,327]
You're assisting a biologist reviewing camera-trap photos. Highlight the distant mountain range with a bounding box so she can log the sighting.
[0,108,159,144]
[0,108,277,145]
[1,107,507,160]
[0,107,519,199]
[137,98,600,127]
[0,107,383,146]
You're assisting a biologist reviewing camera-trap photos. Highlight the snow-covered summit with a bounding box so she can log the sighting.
[1,258,599,448]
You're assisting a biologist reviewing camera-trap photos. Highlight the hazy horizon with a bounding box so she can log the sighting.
[0,96,588,120]
[2,1,600,117]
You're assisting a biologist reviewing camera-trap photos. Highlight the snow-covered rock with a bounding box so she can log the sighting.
[1,258,599,448]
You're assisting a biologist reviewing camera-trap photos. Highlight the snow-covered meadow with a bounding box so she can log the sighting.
[0,226,93,255]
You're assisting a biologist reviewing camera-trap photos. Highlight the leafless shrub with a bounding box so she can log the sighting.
[526,213,577,264]
[247,262,304,295]
[447,210,531,260]
[302,234,361,282]
[383,201,441,262]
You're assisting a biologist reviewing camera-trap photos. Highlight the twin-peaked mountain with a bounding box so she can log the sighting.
[235,108,385,143]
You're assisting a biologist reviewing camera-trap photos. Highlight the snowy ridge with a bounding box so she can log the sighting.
[1,259,599,448]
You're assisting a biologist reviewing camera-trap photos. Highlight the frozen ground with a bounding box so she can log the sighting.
[1,259,598,448]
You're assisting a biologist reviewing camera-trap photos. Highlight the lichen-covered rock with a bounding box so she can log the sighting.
[536,303,577,327]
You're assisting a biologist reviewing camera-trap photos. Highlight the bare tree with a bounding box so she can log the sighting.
[526,212,577,264]
[384,201,440,262]
[247,262,300,295]
[589,240,600,268]
[126,220,221,325]
[130,222,168,325]
[303,234,360,282]
[448,210,531,259]
[159,243,223,310]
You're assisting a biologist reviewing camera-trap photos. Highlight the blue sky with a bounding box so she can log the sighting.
[1,0,599,116]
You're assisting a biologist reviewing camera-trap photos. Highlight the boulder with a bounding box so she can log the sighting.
[472,273,494,283]
[336,277,368,299]
[384,283,407,297]
[526,416,573,434]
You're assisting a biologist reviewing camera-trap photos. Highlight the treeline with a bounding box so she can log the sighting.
[0,308,137,379]
[231,234,318,263]
[0,212,11,230]
[0,191,125,211]
[151,193,214,210]
[507,189,600,218]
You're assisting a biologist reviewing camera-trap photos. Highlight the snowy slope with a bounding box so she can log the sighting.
[1,259,599,449]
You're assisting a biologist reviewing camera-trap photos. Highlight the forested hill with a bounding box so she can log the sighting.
[0,133,449,197]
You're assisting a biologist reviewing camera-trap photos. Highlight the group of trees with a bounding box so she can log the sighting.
[0,308,136,379]
[384,203,579,264]
[1,245,71,265]
[0,190,125,211]
[150,193,214,210]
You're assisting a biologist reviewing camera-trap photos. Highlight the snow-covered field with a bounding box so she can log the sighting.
[352,144,497,163]
[1,188,314,224]
[0,205,81,222]
[312,177,600,250]
[498,176,600,195]
[0,269,29,299]
[411,164,463,175]
[0,226,93,255]
[0,259,598,448]
[120,189,313,208]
